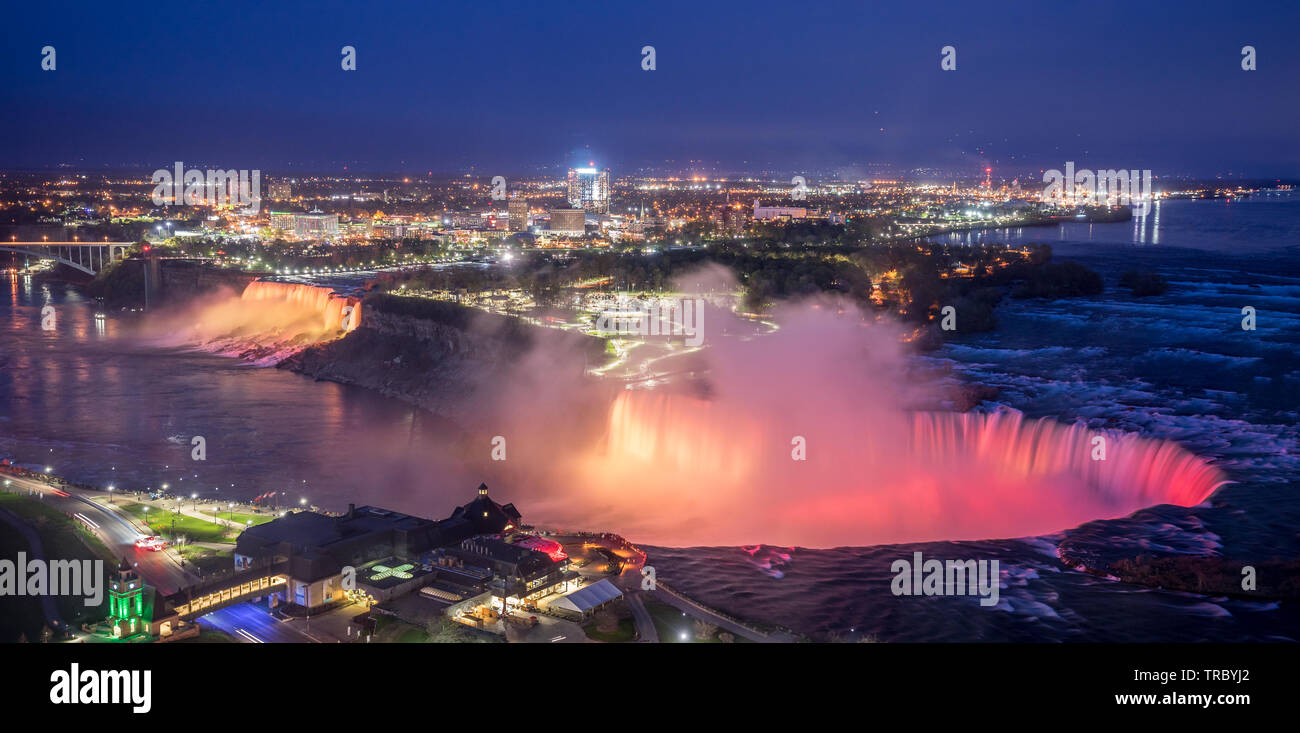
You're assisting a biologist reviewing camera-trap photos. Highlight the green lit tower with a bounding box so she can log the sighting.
[107,557,146,638]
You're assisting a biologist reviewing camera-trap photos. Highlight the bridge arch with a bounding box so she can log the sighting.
[0,242,132,275]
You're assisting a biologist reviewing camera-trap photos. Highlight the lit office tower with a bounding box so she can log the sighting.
[508,199,529,231]
[567,167,610,213]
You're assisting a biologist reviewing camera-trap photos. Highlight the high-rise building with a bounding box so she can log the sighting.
[269,211,297,231]
[294,211,339,239]
[548,208,586,234]
[508,199,529,231]
[567,167,609,213]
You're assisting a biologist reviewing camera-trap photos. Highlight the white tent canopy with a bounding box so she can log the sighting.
[550,579,624,615]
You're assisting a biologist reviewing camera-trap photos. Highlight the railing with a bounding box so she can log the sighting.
[172,573,288,618]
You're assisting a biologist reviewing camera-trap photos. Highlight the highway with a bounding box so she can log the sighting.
[0,474,196,593]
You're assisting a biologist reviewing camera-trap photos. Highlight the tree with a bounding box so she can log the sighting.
[693,619,719,640]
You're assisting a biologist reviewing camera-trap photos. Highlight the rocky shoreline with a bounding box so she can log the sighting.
[279,295,608,428]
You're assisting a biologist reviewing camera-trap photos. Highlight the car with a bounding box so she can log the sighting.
[134,535,167,551]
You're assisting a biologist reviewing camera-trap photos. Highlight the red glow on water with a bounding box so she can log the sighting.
[549,294,1229,548]
[566,392,1227,547]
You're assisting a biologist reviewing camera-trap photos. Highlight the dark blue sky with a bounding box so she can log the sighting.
[2,0,1298,177]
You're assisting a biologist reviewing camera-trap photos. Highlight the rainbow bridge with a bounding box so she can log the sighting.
[0,241,133,275]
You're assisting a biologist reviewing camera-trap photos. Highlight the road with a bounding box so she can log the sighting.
[1,474,196,593]
[624,593,659,643]
[199,602,314,643]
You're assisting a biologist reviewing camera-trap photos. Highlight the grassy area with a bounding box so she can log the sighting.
[583,614,637,643]
[175,545,234,575]
[0,491,115,631]
[119,502,234,543]
[222,512,274,528]
[0,519,45,642]
[643,600,749,643]
[395,626,429,643]
[645,600,693,642]
[177,628,238,643]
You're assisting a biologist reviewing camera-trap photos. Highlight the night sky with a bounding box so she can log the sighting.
[2,0,1298,176]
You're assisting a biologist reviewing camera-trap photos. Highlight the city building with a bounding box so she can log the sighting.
[232,483,525,613]
[269,211,296,231]
[508,198,529,231]
[293,211,339,239]
[549,208,586,235]
[752,199,807,221]
[567,167,610,213]
[268,182,292,200]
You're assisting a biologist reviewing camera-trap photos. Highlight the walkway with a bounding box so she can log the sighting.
[625,592,658,643]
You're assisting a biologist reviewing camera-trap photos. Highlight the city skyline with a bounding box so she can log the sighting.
[0,1,1297,713]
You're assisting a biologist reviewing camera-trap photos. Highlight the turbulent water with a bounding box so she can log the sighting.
[646,195,1300,641]
[1,195,1298,640]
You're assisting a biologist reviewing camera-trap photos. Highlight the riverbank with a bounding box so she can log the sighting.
[281,293,610,426]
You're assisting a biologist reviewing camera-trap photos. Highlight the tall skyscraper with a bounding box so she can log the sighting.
[508,199,529,231]
[567,167,609,213]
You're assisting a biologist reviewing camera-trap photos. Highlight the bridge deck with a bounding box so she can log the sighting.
[168,562,291,620]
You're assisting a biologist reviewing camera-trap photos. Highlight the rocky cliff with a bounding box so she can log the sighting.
[280,295,608,426]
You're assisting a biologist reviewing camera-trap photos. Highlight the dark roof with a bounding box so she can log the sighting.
[237,511,342,549]
[234,485,525,569]
[446,486,521,534]
[457,537,553,575]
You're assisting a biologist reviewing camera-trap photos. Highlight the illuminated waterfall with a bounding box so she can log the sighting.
[142,279,363,365]
[566,391,1228,547]
[240,280,361,332]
